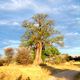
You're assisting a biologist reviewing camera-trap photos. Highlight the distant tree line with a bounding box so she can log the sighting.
[68,56,80,61]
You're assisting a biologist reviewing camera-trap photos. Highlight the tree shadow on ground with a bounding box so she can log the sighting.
[40,64,80,80]
[39,64,68,75]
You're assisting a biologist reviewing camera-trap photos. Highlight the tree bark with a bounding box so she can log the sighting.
[33,41,43,65]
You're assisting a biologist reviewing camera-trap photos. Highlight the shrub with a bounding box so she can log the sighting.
[54,55,63,64]
[46,54,69,64]
[42,46,60,59]
[4,48,14,65]
[16,47,33,65]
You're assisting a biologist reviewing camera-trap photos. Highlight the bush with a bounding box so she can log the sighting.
[42,46,61,61]
[53,55,63,64]
[43,46,60,56]
[46,54,69,64]
[4,48,14,65]
[54,54,71,64]
[16,47,33,65]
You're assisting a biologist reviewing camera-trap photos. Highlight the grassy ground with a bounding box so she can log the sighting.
[0,64,51,80]
[0,62,80,80]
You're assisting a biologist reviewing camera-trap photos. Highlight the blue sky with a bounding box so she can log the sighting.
[0,0,80,56]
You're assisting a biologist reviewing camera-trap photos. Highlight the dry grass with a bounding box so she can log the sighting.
[47,61,80,71]
[0,62,80,80]
[0,64,51,80]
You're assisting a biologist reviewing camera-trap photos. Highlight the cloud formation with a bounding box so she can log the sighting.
[65,32,80,36]
[0,0,34,10]
[0,20,20,25]
[59,46,80,56]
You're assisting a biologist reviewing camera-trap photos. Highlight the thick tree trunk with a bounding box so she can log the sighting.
[34,41,43,65]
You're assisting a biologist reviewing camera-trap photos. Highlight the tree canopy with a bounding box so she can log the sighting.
[21,13,64,64]
[21,14,64,47]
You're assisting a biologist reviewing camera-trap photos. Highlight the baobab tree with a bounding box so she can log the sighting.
[21,14,64,65]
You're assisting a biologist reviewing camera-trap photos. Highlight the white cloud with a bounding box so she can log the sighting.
[0,0,34,11]
[65,32,80,37]
[66,4,80,15]
[0,40,20,54]
[59,46,80,56]
[0,0,47,12]
[4,44,19,49]
[0,0,79,16]
[76,18,80,21]
[12,21,20,25]
[0,0,61,14]
[47,0,65,3]
[3,40,20,45]
[70,5,80,11]
[32,4,51,13]
[0,20,20,25]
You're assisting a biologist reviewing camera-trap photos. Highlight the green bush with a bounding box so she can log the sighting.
[42,46,60,61]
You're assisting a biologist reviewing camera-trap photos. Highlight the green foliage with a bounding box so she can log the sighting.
[44,46,60,56]
[21,13,64,47]
[42,46,60,61]
[16,47,33,65]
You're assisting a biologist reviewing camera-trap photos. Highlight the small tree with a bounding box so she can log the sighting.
[4,48,14,65]
[21,14,64,65]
